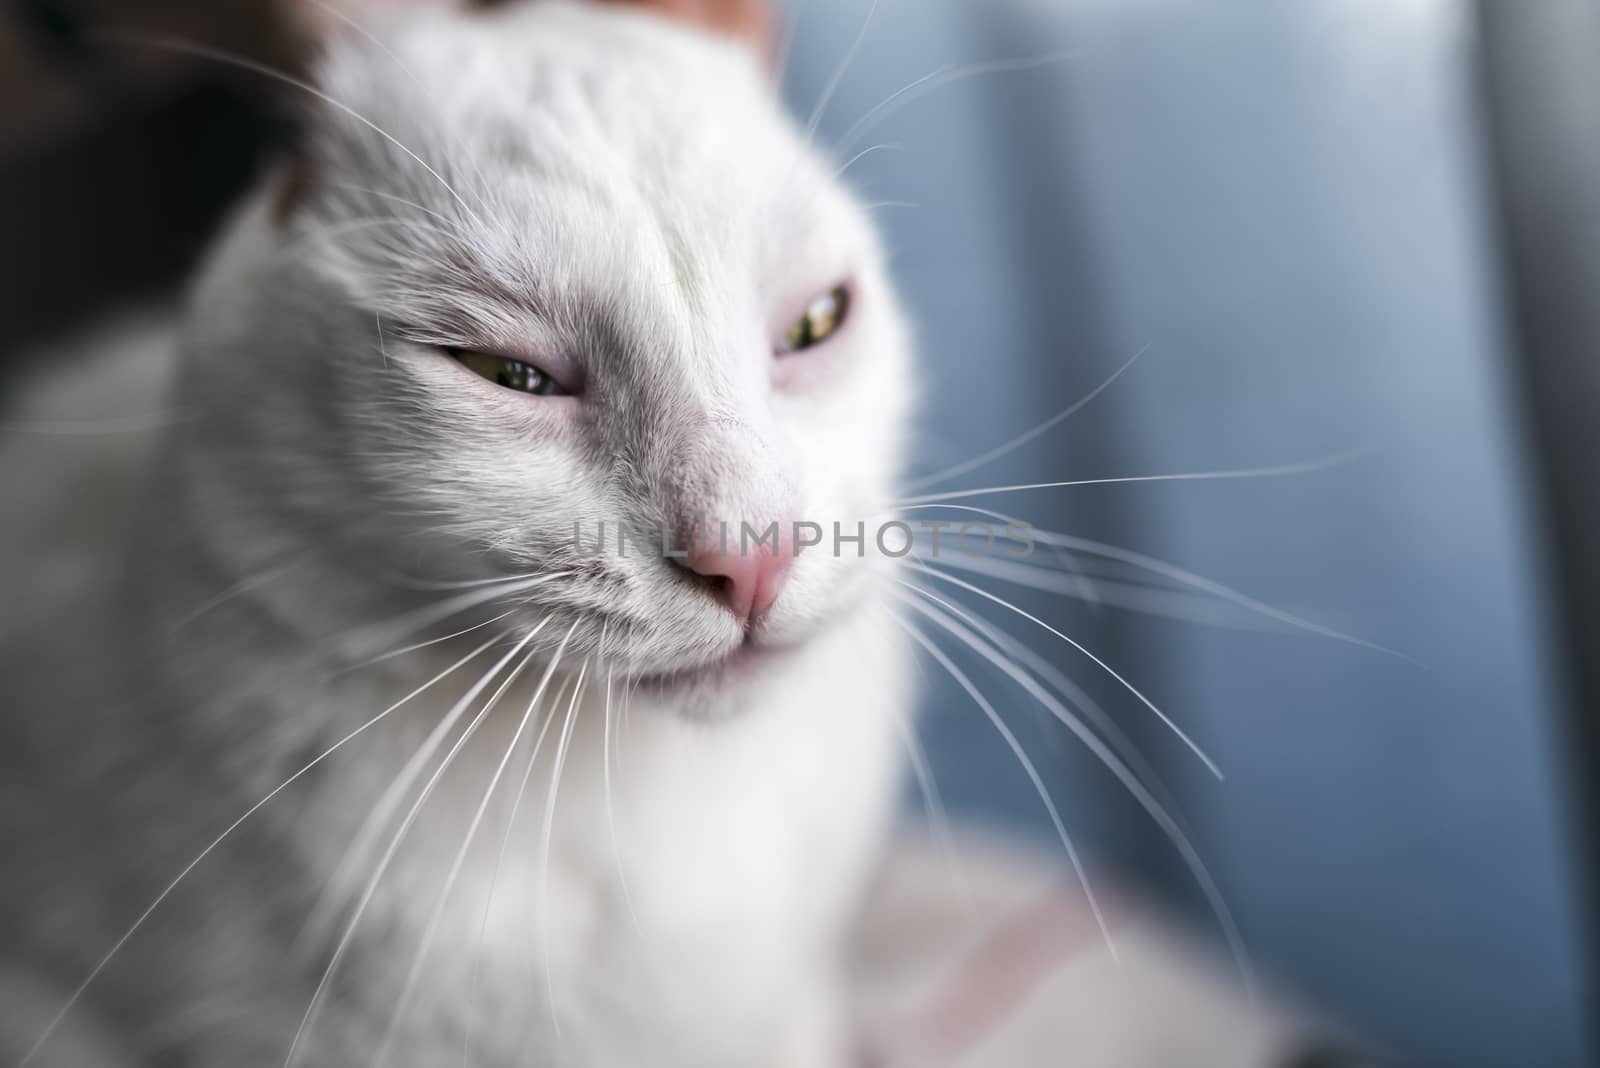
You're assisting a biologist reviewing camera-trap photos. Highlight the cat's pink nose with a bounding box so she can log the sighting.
[682,529,794,625]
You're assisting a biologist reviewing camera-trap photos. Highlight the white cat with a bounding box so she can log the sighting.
[0,4,916,1065]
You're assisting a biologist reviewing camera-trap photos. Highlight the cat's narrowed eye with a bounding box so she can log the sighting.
[447,348,567,397]
[780,285,851,354]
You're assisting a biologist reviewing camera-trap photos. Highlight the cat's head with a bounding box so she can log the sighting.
[179,1,912,704]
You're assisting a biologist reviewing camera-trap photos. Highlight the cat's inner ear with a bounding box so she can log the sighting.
[270,152,314,225]
[596,0,778,66]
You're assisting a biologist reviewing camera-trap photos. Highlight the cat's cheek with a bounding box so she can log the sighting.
[770,343,852,393]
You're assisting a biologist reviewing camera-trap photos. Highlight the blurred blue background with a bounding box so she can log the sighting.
[783,1,1593,1064]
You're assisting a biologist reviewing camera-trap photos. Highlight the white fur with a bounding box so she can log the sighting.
[1,4,917,1066]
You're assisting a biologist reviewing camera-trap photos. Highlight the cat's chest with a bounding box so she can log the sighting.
[288,645,906,1064]
[349,707,819,971]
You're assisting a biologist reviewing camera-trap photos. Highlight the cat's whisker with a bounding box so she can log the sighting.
[462,641,571,1068]
[1037,536,1408,657]
[1013,520,1104,608]
[326,608,506,689]
[338,572,567,663]
[833,48,1082,159]
[906,560,1222,780]
[88,30,490,229]
[925,551,1285,634]
[285,627,542,1067]
[171,555,308,630]
[895,449,1373,509]
[890,613,1119,963]
[900,502,1150,585]
[539,659,591,1043]
[307,0,420,83]
[391,519,496,543]
[889,702,970,910]
[905,345,1149,492]
[830,65,943,156]
[772,0,802,89]
[300,618,554,949]
[834,142,904,180]
[374,625,575,1066]
[619,671,639,780]
[15,635,500,1068]
[803,0,880,147]
[904,514,1121,612]
[896,588,1256,999]
[374,569,549,593]
[295,575,558,695]
[603,662,643,934]
[902,501,1412,658]
[893,573,1195,814]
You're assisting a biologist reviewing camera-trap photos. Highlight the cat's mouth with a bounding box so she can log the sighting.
[633,637,796,698]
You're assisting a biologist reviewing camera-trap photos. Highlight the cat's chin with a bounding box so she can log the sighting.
[631,638,800,705]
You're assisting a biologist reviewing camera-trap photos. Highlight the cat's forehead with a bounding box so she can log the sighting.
[304,5,858,354]
[318,5,795,191]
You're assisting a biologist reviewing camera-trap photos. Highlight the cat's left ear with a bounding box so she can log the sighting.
[597,0,777,67]
[270,0,465,224]
[270,150,313,224]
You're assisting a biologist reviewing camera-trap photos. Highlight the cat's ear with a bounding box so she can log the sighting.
[597,0,777,67]
[270,1,463,225]
[293,0,470,33]
[269,150,314,225]
[288,0,476,56]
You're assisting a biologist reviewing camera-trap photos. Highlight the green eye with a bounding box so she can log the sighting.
[448,349,566,396]
[781,285,851,353]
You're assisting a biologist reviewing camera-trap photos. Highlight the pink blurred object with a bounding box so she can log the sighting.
[851,833,1311,1067]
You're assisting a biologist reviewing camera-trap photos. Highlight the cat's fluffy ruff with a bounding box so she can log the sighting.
[0,4,916,1065]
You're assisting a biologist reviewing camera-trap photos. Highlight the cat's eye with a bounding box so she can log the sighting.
[780,285,851,354]
[447,348,567,396]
